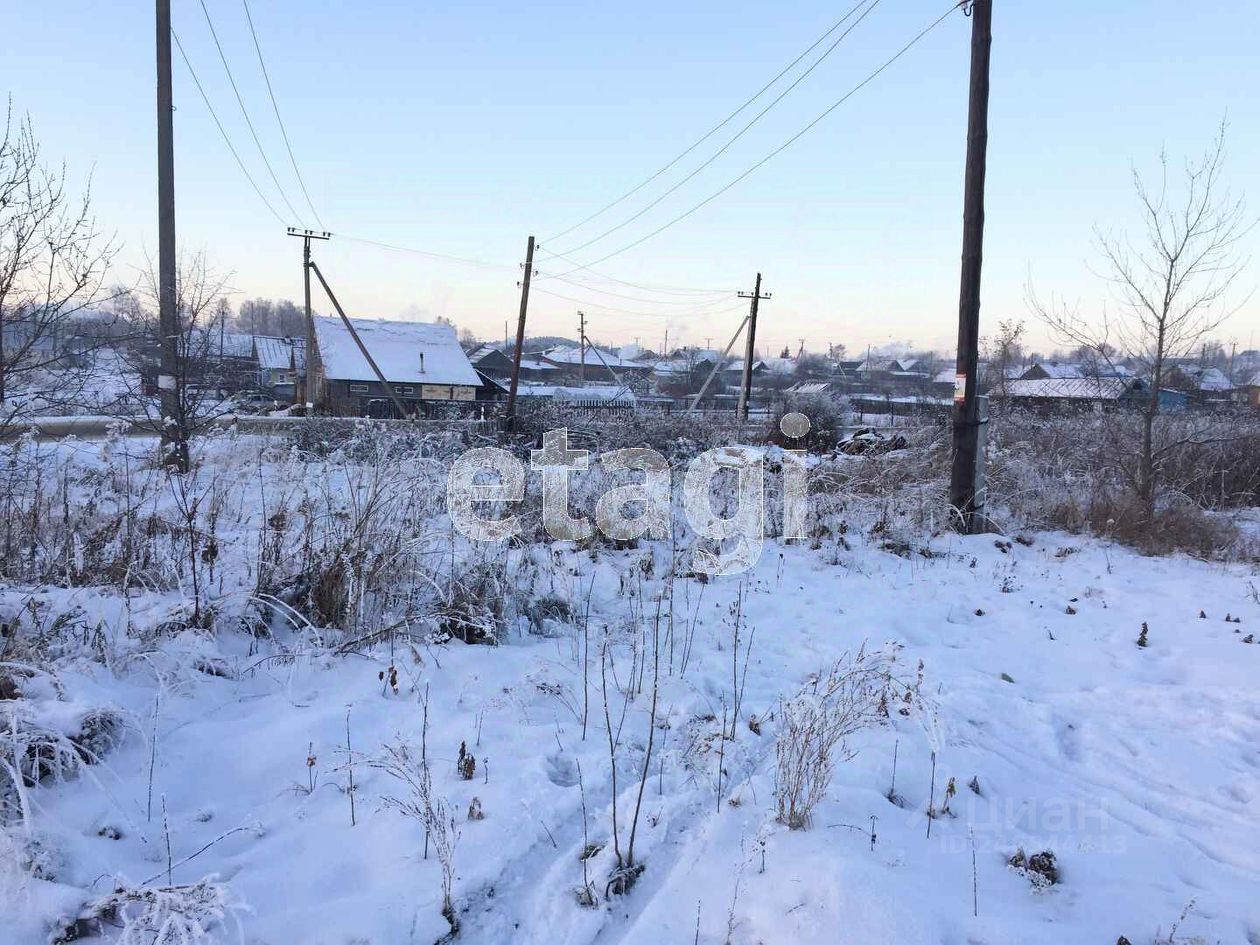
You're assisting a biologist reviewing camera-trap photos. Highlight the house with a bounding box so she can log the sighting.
[310,316,481,417]
[467,344,516,378]
[1019,361,1084,381]
[1231,372,1260,410]
[540,345,655,384]
[1163,364,1233,406]
[253,335,304,399]
[997,376,1148,410]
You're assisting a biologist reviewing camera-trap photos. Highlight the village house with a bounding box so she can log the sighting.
[309,316,480,417]
[253,335,304,400]
[996,376,1189,412]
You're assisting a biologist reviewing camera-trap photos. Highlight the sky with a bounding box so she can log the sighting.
[9,0,1260,357]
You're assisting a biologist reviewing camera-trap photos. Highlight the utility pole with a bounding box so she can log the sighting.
[736,273,771,420]
[156,0,185,471]
[949,0,992,533]
[287,227,330,411]
[503,235,535,430]
[307,261,413,419]
[578,310,587,385]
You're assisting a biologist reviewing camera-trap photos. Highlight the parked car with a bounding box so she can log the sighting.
[229,392,279,415]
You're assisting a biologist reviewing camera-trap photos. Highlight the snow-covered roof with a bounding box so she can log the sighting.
[518,356,559,372]
[468,343,505,363]
[1174,365,1232,391]
[254,336,302,370]
[787,381,833,395]
[1024,361,1084,380]
[1003,377,1137,400]
[722,358,767,373]
[542,345,643,369]
[762,357,797,376]
[312,316,480,387]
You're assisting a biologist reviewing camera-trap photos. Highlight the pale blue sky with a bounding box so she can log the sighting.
[10,0,1260,354]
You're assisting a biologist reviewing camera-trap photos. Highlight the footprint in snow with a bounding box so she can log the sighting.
[545,750,579,787]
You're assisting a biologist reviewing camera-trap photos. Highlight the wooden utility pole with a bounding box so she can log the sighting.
[156,0,185,471]
[287,227,330,410]
[503,235,535,430]
[578,310,587,385]
[949,0,992,533]
[736,273,770,420]
[308,261,413,419]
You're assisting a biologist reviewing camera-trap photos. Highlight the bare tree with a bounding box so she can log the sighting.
[0,102,117,432]
[1031,124,1251,525]
[118,251,235,467]
[982,319,1025,395]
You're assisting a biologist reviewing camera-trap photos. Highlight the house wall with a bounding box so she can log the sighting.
[319,378,477,417]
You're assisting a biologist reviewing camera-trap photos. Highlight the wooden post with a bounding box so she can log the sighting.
[504,235,535,430]
[949,0,992,532]
[156,0,185,471]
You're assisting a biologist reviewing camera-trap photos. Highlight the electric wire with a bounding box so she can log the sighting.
[535,247,739,296]
[171,28,286,225]
[241,0,325,229]
[529,286,745,321]
[197,0,305,224]
[553,2,961,279]
[550,0,884,257]
[534,272,737,306]
[332,233,516,270]
[544,0,876,244]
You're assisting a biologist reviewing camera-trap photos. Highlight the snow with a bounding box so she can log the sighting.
[312,316,481,387]
[3,435,1260,945]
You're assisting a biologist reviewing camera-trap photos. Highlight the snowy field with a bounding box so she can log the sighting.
[2,429,1259,945]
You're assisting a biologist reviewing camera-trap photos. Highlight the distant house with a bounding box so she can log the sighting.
[1231,372,1260,410]
[1163,364,1233,406]
[310,316,481,417]
[720,359,768,385]
[467,344,515,378]
[1020,361,1084,381]
[254,335,304,398]
[997,376,1148,409]
[540,345,655,384]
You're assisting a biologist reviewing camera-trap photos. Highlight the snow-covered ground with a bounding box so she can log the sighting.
[2,435,1259,945]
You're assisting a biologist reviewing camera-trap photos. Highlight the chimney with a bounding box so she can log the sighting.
[420,352,426,373]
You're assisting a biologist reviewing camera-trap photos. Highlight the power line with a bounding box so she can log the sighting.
[171,28,286,225]
[332,233,515,270]
[551,0,884,257]
[535,271,737,306]
[197,0,304,224]
[544,0,876,244]
[530,286,745,321]
[554,2,961,277]
[241,0,325,229]
[535,247,739,296]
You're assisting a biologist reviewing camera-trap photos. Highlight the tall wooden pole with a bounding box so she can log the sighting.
[578,310,586,385]
[949,0,992,532]
[503,235,535,430]
[287,227,329,410]
[156,0,185,470]
[736,273,769,420]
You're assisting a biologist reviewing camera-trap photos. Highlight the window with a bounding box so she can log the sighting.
[400,386,415,395]
[349,383,369,394]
